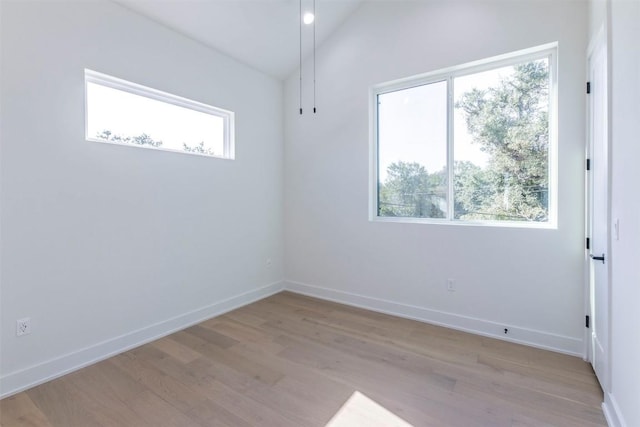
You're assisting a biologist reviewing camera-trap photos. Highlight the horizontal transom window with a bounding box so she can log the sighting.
[371,44,557,227]
[85,69,234,159]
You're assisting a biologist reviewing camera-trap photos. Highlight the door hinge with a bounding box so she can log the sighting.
[586,315,590,328]
[587,81,591,94]
[586,237,590,250]
[586,158,591,171]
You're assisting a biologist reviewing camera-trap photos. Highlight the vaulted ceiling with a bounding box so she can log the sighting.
[114,0,364,80]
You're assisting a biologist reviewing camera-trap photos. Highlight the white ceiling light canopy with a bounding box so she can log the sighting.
[303,12,315,25]
[299,0,316,114]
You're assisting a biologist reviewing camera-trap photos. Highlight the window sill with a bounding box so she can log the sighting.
[370,216,557,230]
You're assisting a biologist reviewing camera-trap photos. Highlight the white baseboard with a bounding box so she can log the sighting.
[0,281,284,399]
[1,279,586,399]
[284,280,583,357]
[603,392,626,427]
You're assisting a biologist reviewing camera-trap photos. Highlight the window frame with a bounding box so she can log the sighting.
[369,43,558,228]
[84,69,235,159]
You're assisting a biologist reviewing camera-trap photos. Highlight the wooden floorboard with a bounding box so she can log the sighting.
[0,291,607,426]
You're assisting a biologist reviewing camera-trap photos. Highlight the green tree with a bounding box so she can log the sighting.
[97,130,163,147]
[455,60,549,221]
[379,161,446,218]
[96,131,217,157]
[453,160,494,219]
[182,141,216,156]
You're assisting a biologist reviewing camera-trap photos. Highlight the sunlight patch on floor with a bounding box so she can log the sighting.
[325,391,414,427]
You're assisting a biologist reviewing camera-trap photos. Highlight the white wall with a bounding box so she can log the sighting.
[0,0,284,396]
[592,1,640,425]
[284,0,588,354]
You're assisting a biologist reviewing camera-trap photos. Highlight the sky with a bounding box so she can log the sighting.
[377,64,518,182]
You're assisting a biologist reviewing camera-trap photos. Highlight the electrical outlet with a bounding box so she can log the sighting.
[16,318,31,336]
[447,278,456,292]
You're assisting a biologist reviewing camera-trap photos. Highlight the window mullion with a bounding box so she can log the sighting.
[447,76,455,221]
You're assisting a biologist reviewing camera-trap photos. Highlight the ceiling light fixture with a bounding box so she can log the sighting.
[299,0,317,115]
[303,12,315,25]
[312,0,316,114]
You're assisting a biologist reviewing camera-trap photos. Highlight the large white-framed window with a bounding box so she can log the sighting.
[85,69,235,159]
[370,43,558,228]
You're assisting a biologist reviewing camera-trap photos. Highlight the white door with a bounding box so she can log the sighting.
[587,31,609,391]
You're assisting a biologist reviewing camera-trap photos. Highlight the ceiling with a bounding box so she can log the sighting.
[114,0,364,80]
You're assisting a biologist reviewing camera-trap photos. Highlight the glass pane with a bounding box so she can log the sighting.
[377,81,448,218]
[453,58,549,221]
[86,82,225,157]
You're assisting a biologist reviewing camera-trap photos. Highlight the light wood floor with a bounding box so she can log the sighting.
[1,292,607,427]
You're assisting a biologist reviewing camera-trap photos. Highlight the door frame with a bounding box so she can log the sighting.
[584,23,611,393]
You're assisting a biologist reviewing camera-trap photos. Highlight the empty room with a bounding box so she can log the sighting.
[0,0,638,426]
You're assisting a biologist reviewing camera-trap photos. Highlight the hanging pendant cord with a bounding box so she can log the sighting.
[299,0,303,115]
[313,0,316,113]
